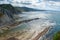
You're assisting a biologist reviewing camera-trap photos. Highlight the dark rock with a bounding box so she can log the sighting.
[7,37,19,40]
[0,4,16,14]
[0,4,18,26]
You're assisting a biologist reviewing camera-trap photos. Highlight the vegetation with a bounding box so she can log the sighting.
[0,4,12,9]
[0,4,21,14]
[53,31,60,40]
[0,13,4,17]
[15,7,42,12]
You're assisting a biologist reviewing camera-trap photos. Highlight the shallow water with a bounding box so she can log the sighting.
[20,11,60,40]
[1,11,60,40]
[15,11,60,38]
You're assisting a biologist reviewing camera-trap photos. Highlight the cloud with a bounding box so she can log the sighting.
[0,0,60,11]
[0,0,4,1]
[0,0,9,4]
[46,1,60,10]
[10,0,60,11]
[47,0,60,2]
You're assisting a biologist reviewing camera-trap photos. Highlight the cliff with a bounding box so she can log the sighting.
[0,4,20,26]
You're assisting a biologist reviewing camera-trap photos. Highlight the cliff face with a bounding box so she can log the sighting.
[0,4,17,14]
[0,4,19,26]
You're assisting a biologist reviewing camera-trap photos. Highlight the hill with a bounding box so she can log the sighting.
[15,7,46,12]
[0,4,20,26]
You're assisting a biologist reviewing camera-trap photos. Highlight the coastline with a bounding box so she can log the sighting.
[0,18,52,40]
[31,27,50,40]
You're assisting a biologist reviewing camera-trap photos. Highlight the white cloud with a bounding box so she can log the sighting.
[0,0,60,11]
[11,0,45,9]
[11,0,60,10]
[46,1,60,10]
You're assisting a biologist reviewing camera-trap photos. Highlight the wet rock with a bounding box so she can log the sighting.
[7,37,19,40]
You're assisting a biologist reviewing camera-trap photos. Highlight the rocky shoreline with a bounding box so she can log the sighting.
[0,18,52,40]
[32,27,50,40]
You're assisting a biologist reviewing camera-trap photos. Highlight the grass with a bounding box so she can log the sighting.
[53,31,60,40]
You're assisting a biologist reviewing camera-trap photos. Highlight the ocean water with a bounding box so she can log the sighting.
[44,11,60,40]
[13,11,54,32]
[19,11,60,40]
[17,11,55,29]
[5,11,60,40]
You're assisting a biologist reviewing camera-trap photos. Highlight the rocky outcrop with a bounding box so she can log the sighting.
[0,4,18,26]
[7,37,19,40]
[0,4,20,14]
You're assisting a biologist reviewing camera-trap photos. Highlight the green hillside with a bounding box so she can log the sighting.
[53,31,60,40]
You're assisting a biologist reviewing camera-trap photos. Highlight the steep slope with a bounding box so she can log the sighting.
[0,4,20,26]
[0,4,21,14]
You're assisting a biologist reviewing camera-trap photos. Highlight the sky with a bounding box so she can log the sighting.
[0,0,60,11]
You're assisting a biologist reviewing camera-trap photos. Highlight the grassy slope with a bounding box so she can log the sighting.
[53,31,60,40]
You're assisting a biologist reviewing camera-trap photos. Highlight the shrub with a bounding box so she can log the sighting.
[53,31,60,40]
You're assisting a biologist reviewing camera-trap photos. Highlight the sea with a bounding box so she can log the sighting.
[21,11,60,40]
[9,11,60,40]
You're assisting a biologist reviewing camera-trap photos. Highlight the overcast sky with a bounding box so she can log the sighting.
[0,0,60,11]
